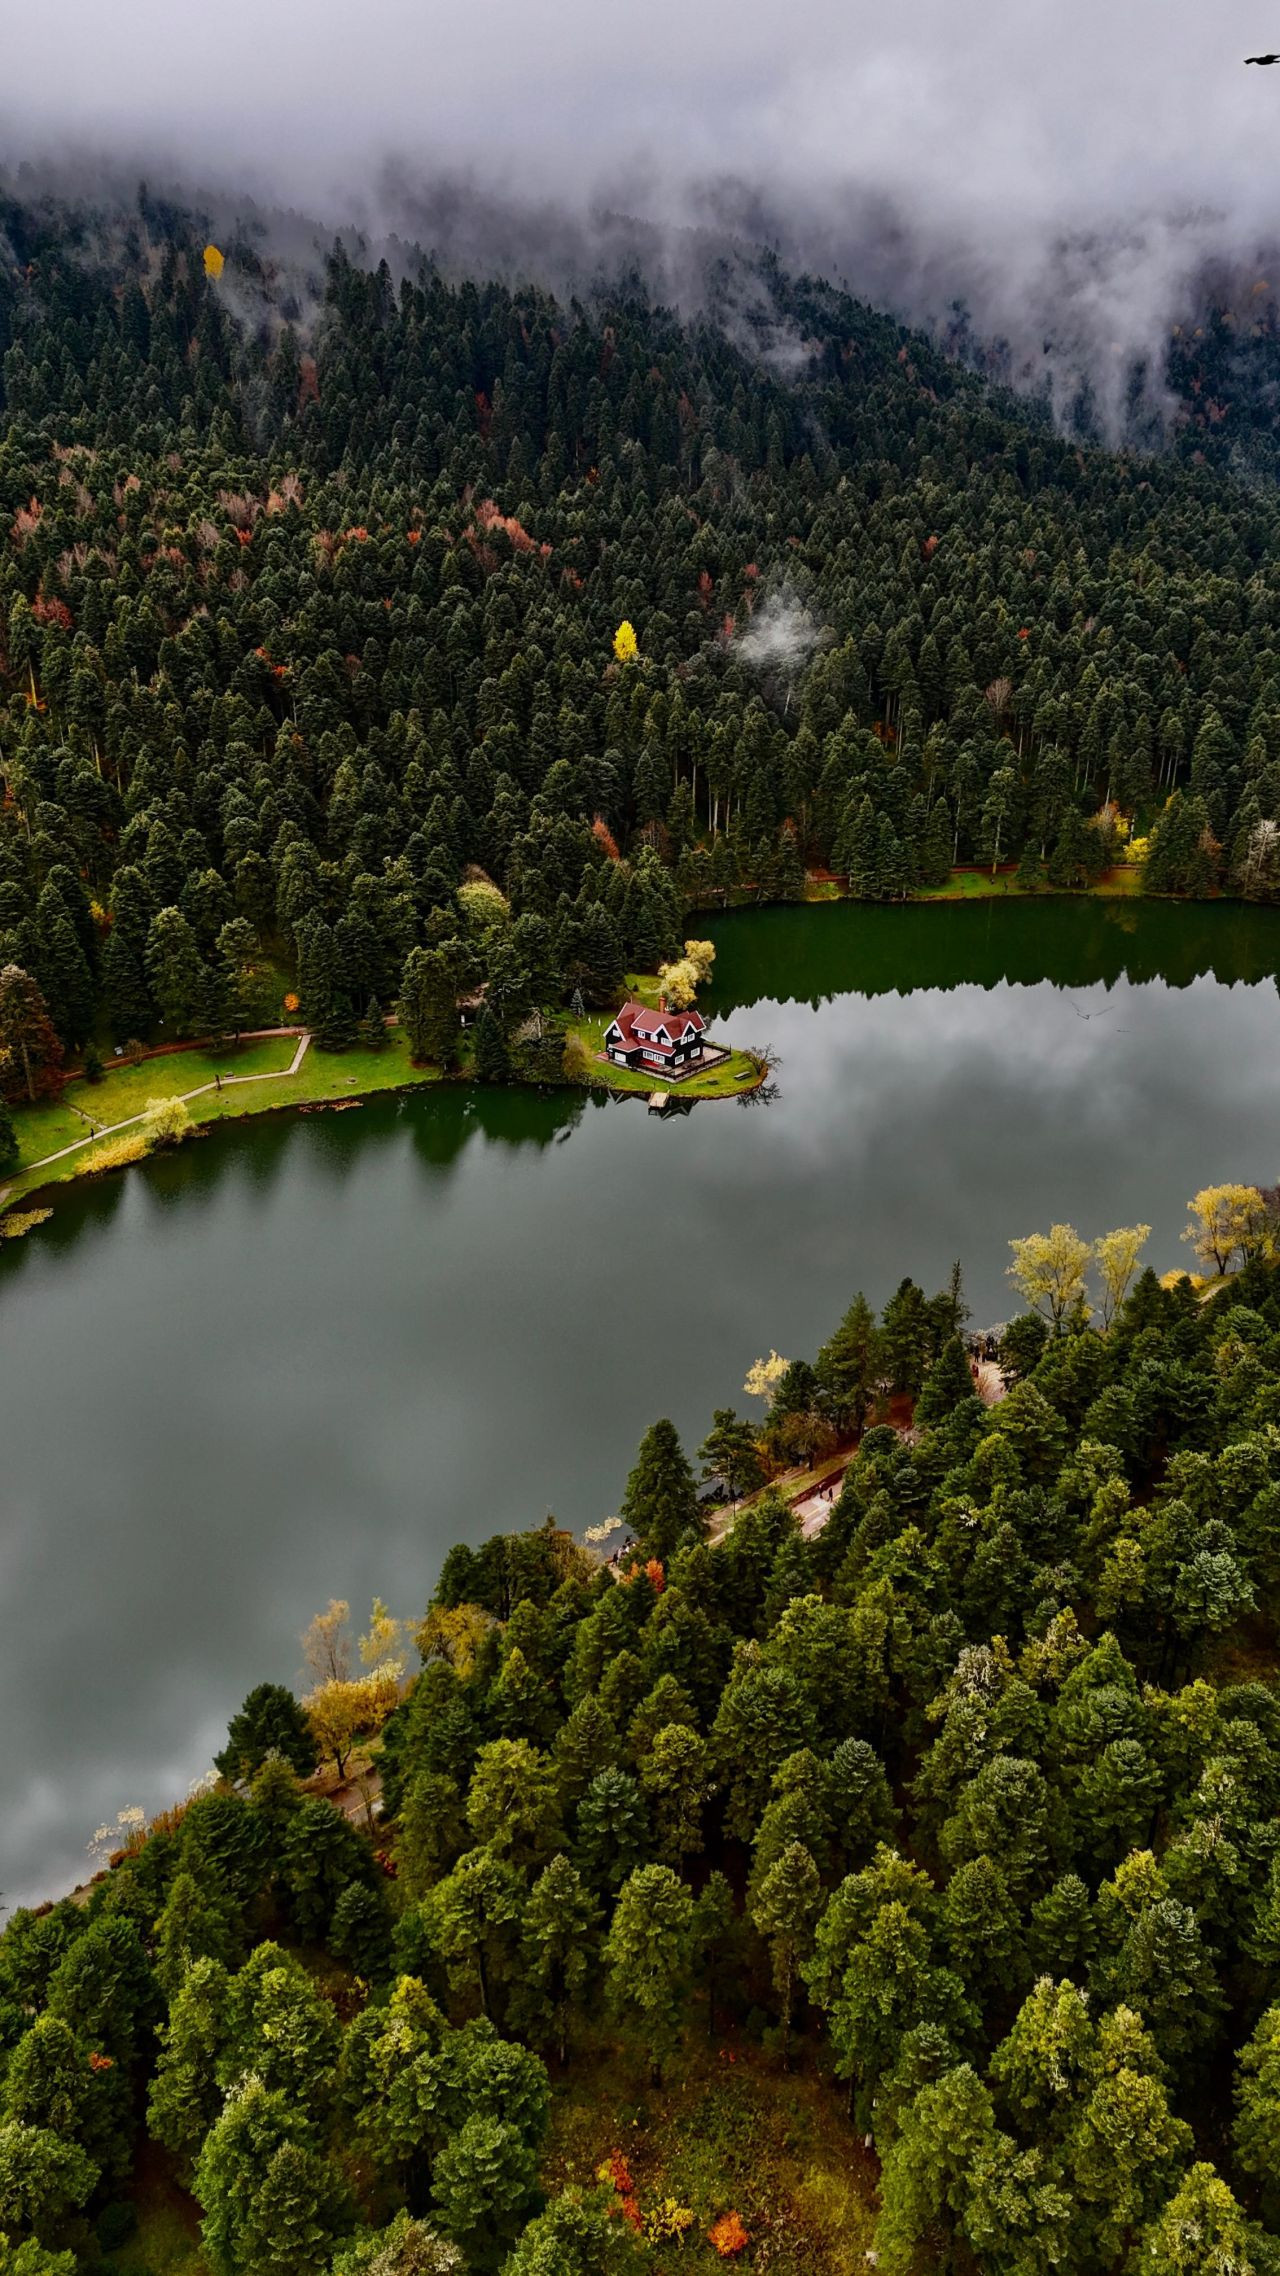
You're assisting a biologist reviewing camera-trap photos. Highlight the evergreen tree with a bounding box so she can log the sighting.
[216,1682,318,1785]
[473,1006,510,1083]
[619,1419,701,1560]
[145,908,209,1038]
[399,945,462,1069]
[603,1865,697,2082]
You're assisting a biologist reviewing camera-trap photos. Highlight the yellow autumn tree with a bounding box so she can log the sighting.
[304,1669,401,1779]
[613,620,638,664]
[412,1601,495,1678]
[142,1095,191,1148]
[745,1351,790,1405]
[657,958,700,1009]
[1094,1224,1152,1327]
[1182,1184,1270,1276]
[1006,1224,1093,1331]
[359,1596,404,1677]
[658,940,716,1008]
[203,244,225,280]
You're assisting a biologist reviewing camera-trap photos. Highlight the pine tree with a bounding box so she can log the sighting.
[357,995,386,1050]
[915,1336,978,1426]
[102,930,154,1042]
[473,1006,510,1083]
[399,945,461,1068]
[750,1841,821,2067]
[145,909,209,1038]
[619,1418,702,1560]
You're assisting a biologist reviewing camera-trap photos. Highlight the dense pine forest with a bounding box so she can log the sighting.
[6,185,1280,1110]
[7,1240,1280,2271]
[12,181,1280,2273]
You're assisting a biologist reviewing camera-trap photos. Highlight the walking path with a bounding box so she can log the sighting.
[1,1030,312,1205]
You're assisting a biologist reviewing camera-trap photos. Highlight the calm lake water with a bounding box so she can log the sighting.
[3,894,1280,1905]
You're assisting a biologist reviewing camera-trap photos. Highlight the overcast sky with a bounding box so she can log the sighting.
[7,0,1280,414]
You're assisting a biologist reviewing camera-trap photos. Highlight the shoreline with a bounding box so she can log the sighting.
[1,1020,767,1224]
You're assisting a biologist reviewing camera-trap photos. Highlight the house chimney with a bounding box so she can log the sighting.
[658,993,666,1014]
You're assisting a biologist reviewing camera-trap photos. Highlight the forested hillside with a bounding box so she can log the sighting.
[7,1243,1280,2271]
[6,188,1280,1097]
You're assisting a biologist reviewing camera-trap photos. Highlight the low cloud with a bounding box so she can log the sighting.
[735,592,828,678]
[6,0,1280,437]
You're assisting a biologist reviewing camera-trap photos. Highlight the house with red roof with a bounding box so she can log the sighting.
[603,999,708,1075]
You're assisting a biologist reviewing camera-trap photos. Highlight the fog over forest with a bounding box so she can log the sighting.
[8,0,1280,433]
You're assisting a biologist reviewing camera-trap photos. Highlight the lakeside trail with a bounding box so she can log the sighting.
[0,1028,312,1210]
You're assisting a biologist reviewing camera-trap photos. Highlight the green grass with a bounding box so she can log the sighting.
[546,2033,878,2274]
[914,863,1144,903]
[1,1031,446,1209]
[7,1036,302,1174]
[916,867,1028,899]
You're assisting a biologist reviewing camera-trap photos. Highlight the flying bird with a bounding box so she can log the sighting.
[1246,52,1280,63]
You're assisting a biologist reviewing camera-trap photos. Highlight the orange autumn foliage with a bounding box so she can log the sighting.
[709,2211,750,2256]
[474,497,536,553]
[591,815,621,861]
[596,2150,643,2234]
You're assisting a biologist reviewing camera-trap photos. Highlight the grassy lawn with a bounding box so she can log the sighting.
[6,1037,302,1175]
[1,1031,447,1209]
[547,2033,878,2274]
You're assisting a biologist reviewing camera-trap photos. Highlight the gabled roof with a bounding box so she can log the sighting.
[605,1000,706,1050]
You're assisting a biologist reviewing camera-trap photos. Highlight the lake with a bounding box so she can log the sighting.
[3,893,1279,1906]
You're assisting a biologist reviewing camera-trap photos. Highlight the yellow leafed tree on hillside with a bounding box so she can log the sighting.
[1093,1224,1152,1326]
[1007,1221,1154,1331]
[1183,1184,1271,1276]
[613,620,638,664]
[1007,1224,1093,1330]
[745,1351,790,1405]
[203,244,225,280]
